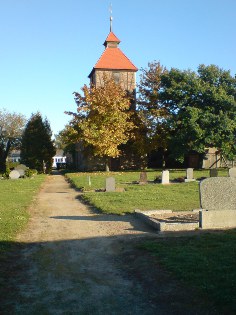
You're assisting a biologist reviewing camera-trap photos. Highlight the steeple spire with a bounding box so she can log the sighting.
[109,3,113,32]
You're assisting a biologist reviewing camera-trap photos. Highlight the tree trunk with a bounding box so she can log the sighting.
[162,148,166,169]
[0,147,7,173]
[105,157,110,172]
[0,154,6,173]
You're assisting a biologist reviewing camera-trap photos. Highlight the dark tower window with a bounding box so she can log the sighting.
[112,72,120,84]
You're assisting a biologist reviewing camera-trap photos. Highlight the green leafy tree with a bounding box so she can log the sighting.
[20,113,56,173]
[0,108,26,173]
[67,76,135,171]
[160,65,236,161]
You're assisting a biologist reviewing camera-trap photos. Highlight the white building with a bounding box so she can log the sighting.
[52,149,66,168]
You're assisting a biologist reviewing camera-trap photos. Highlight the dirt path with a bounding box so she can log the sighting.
[2,174,209,314]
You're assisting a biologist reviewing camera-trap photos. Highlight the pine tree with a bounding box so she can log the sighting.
[21,112,55,173]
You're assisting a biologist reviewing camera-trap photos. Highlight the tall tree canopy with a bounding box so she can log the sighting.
[20,112,55,173]
[139,62,236,162]
[67,76,135,170]
[0,108,26,173]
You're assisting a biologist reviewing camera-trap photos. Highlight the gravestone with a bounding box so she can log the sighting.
[9,170,21,179]
[199,177,236,229]
[161,170,169,184]
[88,176,91,186]
[184,168,195,182]
[229,167,236,178]
[17,168,25,177]
[210,169,218,177]
[139,171,147,184]
[15,164,27,171]
[200,177,236,210]
[106,177,115,192]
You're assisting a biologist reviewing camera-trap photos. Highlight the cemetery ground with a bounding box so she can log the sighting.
[0,170,235,314]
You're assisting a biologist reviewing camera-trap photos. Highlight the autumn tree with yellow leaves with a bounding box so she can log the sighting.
[67,76,135,171]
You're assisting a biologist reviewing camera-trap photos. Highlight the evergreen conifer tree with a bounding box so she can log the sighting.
[21,112,55,173]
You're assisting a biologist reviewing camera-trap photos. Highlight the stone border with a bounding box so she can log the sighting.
[135,209,199,232]
[199,210,236,229]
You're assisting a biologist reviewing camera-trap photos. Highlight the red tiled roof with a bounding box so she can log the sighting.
[94,47,138,71]
[105,32,121,43]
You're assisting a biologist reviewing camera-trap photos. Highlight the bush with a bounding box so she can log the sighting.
[1,167,10,179]
[25,168,38,177]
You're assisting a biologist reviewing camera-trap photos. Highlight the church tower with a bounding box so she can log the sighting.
[88,17,138,99]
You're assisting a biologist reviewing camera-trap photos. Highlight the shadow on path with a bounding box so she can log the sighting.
[0,234,212,315]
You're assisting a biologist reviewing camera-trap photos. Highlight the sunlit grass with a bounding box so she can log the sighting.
[66,169,228,214]
[0,175,46,252]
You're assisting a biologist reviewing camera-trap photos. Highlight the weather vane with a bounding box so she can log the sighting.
[109,3,113,32]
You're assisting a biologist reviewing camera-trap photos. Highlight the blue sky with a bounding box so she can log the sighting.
[0,0,236,135]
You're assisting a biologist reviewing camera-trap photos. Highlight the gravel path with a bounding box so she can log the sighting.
[2,174,209,314]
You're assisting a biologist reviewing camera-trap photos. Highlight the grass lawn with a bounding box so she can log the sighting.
[140,230,236,314]
[0,174,46,254]
[66,169,228,214]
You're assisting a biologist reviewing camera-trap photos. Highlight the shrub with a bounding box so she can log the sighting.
[25,168,38,177]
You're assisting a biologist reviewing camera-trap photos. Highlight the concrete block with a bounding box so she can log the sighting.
[199,210,236,229]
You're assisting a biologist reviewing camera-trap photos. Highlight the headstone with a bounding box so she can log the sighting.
[9,170,21,179]
[161,170,169,184]
[184,168,195,182]
[229,167,236,178]
[139,171,147,184]
[106,177,115,192]
[210,169,218,177]
[15,164,27,171]
[200,177,236,211]
[17,168,25,177]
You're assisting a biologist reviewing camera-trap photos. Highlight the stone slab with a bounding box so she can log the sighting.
[17,169,25,176]
[139,171,147,184]
[199,210,236,229]
[15,164,27,171]
[105,177,115,192]
[161,170,169,184]
[184,179,196,182]
[135,210,199,232]
[200,177,236,210]
[229,167,236,178]
[9,170,20,179]
[135,209,173,215]
[186,168,194,179]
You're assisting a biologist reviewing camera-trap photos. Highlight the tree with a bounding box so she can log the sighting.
[67,76,135,171]
[138,61,170,166]
[0,108,26,173]
[20,113,56,173]
[139,62,236,163]
[160,65,236,161]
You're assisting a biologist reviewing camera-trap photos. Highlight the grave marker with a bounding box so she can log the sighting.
[229,167,236,178]
[200,177,236,211]
[161,170,169,184]
[184,168,195,182]
[139,171,147,184]
[106,177,115,192]
[9,170,21,179]
[199,177,236,229]
[15,164,27,171]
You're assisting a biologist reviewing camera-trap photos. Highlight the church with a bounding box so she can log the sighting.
[73,19,140,171]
